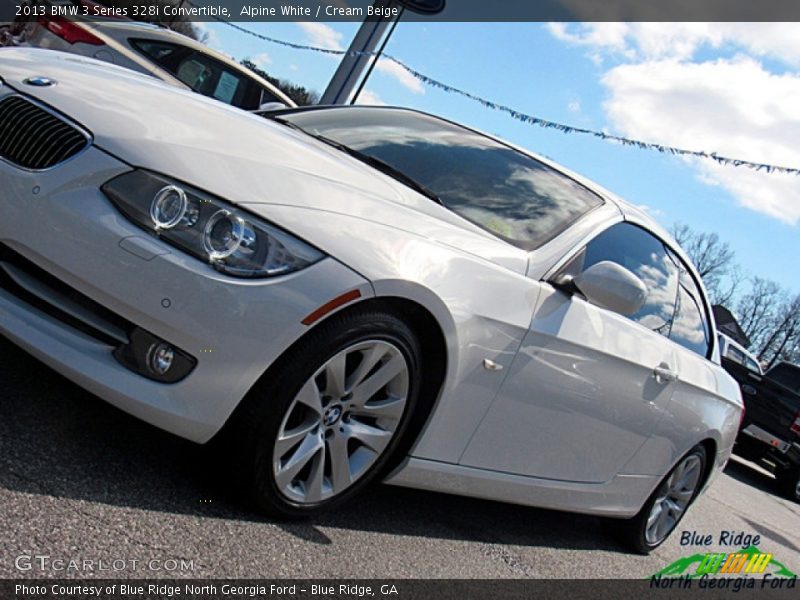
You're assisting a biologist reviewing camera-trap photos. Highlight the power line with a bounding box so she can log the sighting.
[213,18,800,177]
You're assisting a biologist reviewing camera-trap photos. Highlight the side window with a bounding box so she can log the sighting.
[667,250,711,358]
[672,285,710,357]
[564,223,679,336]
[725,344,746,365]
[258,87,283,106]
[130,39,263,109]
[745,356,761,375]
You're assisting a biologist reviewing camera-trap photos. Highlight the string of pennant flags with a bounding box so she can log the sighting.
[213,18,800,176]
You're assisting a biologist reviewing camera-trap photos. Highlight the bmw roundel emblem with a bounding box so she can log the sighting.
[23,76,57,87]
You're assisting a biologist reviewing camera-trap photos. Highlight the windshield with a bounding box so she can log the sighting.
[277,107,604,250]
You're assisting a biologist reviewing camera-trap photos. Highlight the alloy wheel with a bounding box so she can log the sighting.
[272,339,410,504]
[645,454,703,545]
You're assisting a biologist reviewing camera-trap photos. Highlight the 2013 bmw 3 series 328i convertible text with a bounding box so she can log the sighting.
[0,48,742,553]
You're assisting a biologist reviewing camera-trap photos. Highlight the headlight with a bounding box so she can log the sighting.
[102,170,324,278]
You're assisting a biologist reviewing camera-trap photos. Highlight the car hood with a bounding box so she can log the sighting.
[0,49,528,274]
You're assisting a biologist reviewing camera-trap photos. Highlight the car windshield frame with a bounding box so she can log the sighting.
[269,106,605,251]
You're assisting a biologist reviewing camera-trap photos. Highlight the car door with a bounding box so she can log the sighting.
[460,222,682,483]
[664,249,736,447]
[719,337,762,398]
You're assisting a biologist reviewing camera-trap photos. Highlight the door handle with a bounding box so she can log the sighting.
[653,363,678,384]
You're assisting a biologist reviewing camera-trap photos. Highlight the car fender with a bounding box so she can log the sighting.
[245,203,542,463]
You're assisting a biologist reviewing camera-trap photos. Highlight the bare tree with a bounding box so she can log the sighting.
[713,263,744,307]
[240,59,320,106]
[672,222,738,305]
[672,223,735,279]
[736,277,783,347]
[782,332,800,365]
[757,293,800,369]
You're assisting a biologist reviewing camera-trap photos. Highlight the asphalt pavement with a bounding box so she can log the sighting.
[1,335,798,579]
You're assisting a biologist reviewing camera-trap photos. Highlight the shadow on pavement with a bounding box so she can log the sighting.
[740,517,800,554]
[723,458,800,552]
[0,336,626,553]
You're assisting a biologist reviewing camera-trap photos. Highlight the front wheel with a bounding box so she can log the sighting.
[232,308,422,517]
[622,445,707,554]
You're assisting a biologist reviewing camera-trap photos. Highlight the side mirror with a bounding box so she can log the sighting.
[570,261,648,315]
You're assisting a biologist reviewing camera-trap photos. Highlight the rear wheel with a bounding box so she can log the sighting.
[623,445,707,554]
[777,466,800,503]
[230,308,422,517]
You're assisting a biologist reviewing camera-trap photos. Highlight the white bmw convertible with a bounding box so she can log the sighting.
[0,48,742,553]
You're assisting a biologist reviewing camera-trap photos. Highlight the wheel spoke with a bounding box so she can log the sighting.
[275,433,322,488]
[664,497,683,515]
[671,460,686,485]
[672,488,694,504]
[674,457,700,490]
[646,501,663,530]
[275,420,318,457]
[656,509,674,541]
[324,351,348,398]
[303,447,326,503]
[345,420,392,454]
[351,353,406,407]
[327,432,353,493]
[347,345,387,391]
[350,395,406,422]
[295,379,324,416]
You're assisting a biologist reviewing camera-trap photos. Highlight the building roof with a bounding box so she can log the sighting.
[712,305,750,348]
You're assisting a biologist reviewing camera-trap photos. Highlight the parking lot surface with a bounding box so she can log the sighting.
[1,336,798,579]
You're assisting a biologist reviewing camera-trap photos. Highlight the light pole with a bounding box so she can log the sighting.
[319,0,445,105]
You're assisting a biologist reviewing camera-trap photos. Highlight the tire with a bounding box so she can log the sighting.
[777,466,800,503]
[622,445,707,554]
[228,307,422,518]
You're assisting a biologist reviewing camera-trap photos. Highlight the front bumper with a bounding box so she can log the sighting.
[0,145,371,442]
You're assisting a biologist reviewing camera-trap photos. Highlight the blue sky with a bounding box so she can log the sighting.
[198,21,799,294]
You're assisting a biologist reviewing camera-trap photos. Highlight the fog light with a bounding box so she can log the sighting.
[114,328,196,383]
[147,342,174,375]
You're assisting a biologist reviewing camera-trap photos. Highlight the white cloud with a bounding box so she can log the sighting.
[548,22,800,66]
[602,56,800,224]
[193,22,221,51]
[375,58,425,94]
[636,204,665,218]
[251,52,272,69]
[355,90,386,106]
[567,100,581,113]
[295,24,424,97]
[547,22,631,56]
[548,23,800,226]
[297,22,343,51]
